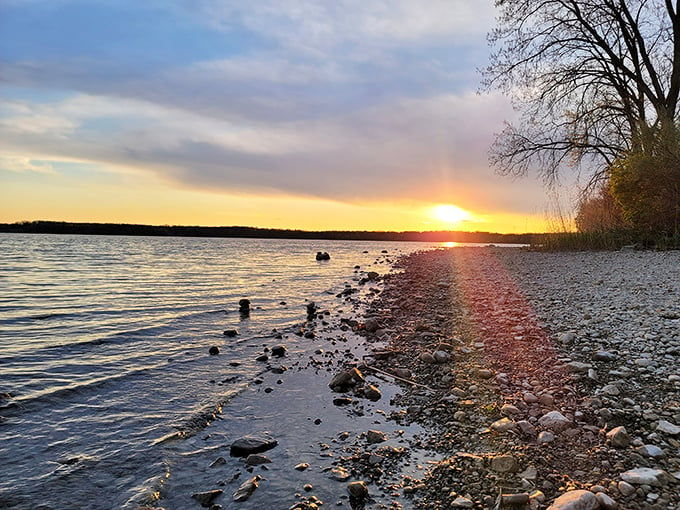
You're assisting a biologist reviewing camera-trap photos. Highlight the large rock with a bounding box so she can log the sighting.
[538,411,571,432]
[620,467,668,486]
[347,481,368,499]
[546,490,598,510]
[230,435,278,457]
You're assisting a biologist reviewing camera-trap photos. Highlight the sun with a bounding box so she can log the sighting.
[431,204,471,227]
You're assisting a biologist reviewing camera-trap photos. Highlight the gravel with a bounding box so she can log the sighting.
[358,247,680,510]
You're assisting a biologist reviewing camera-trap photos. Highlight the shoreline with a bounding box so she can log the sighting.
[144,247,679,510]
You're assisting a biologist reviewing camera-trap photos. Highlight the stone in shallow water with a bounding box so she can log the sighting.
[546,489,598,510]
[230,435,278,457]
[347,481,368,499]
[192,489,223,507]
[366,430,387,443]
[232,476,261,502]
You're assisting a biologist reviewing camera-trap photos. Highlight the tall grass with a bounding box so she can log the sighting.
[531,230,680,251]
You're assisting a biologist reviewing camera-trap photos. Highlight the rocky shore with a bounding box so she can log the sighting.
[355,247,680,510]
[145,246,679,510]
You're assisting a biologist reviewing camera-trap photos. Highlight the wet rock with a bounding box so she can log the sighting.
[546,489,598,510]
[223,329,239,337]
[656,419,680,435]
[620,467,668,486]
[363,384,382,401]
[238,299,251,313]
[347,481,368,499]
[192,490,223,507]
[606,426,630,448]
[331,466,350,481]
[328,368,363,390]
[245,454,271,466]
[333,397,352,406]
[366,430,387,444]
[538,411,571,431]
[232,476,261,502]
[271,345,287,357]
[295,462,310,471]
[209,346,220,355]
[230,435,278,457]
[315,252,330,261]
[209,457,227,468]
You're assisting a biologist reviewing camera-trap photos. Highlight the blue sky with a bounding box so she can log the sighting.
[0,0,559,232]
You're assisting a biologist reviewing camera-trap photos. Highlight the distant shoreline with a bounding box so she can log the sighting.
[0,220,538,244]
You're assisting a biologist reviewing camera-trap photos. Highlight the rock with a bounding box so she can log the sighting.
[636,444,665,459]
[617,481,635,496]
[209,457,227,468]
[501,404,522,416]
[223,329,239,337]
[491,455,518,473]
[567,362,592,374]
[232,476,261,502]
[620,467,668,486]
[364,318,380,332]
[366,271,379,281]
[295,462,310,471]
[363,385,382,401]
[538,393,555,406]
[593,351,617,362]
[538,411,571,431]
[238,299,251,313]
[606,426,630,448]
[491,417,517,433]
[600,384,620,396]
[502,494,530,505]
[538,431,555,444]
[366,430,387,444]
[595,492,618,510]
[306,302,317,316]
[331,466,350,481]
[558,332,576,345]
[517,420,537,436]
[477,368,495,379]
[230,435,278,457]
[333,397,352,406]
[347,481,368,499]
[546,489,598,510]
[329,370,361,390]
[271,345,287,357]
[245,454,271,466]
[656,419,680,435]
[452,496,474,508]
[419,352,436,364]
[192,490,223,507]
[433,350,451,363]
[523,392,538,404]
[393,368,412,379]
[209,346,220,355]
[315,252,330,261]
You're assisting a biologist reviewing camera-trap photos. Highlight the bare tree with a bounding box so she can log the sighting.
[483,0,680,191]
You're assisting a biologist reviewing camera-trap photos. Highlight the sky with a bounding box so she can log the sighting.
[0,0,566,233]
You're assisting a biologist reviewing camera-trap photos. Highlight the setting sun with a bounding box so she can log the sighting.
[431,204,472,227]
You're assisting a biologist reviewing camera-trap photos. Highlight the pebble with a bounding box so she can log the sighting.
[490,455,517,473]
[347,481,368,499]
[491,417,517,433]
[451,496,474,508]
[656,419,680,435]
[595,492,618,510]
[538,431,555,444]
[363,385,382,401]
[617,480,635,496]
[366,430,387,444]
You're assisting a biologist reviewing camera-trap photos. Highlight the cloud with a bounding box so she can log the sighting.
[0,153,57,174]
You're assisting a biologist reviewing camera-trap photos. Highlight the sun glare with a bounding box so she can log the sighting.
[431,204,471,227]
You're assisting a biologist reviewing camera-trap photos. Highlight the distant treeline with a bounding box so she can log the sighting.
[0,220,537,244]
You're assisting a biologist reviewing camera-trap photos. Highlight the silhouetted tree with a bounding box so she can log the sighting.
[484,0,680,192]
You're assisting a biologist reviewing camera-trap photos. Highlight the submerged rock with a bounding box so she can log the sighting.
[232,476,261,502]
[209,346,220,355]
[230,435,278,457]
[192,489,223,507]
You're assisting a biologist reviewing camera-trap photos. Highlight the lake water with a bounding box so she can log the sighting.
[0,234,442,509]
